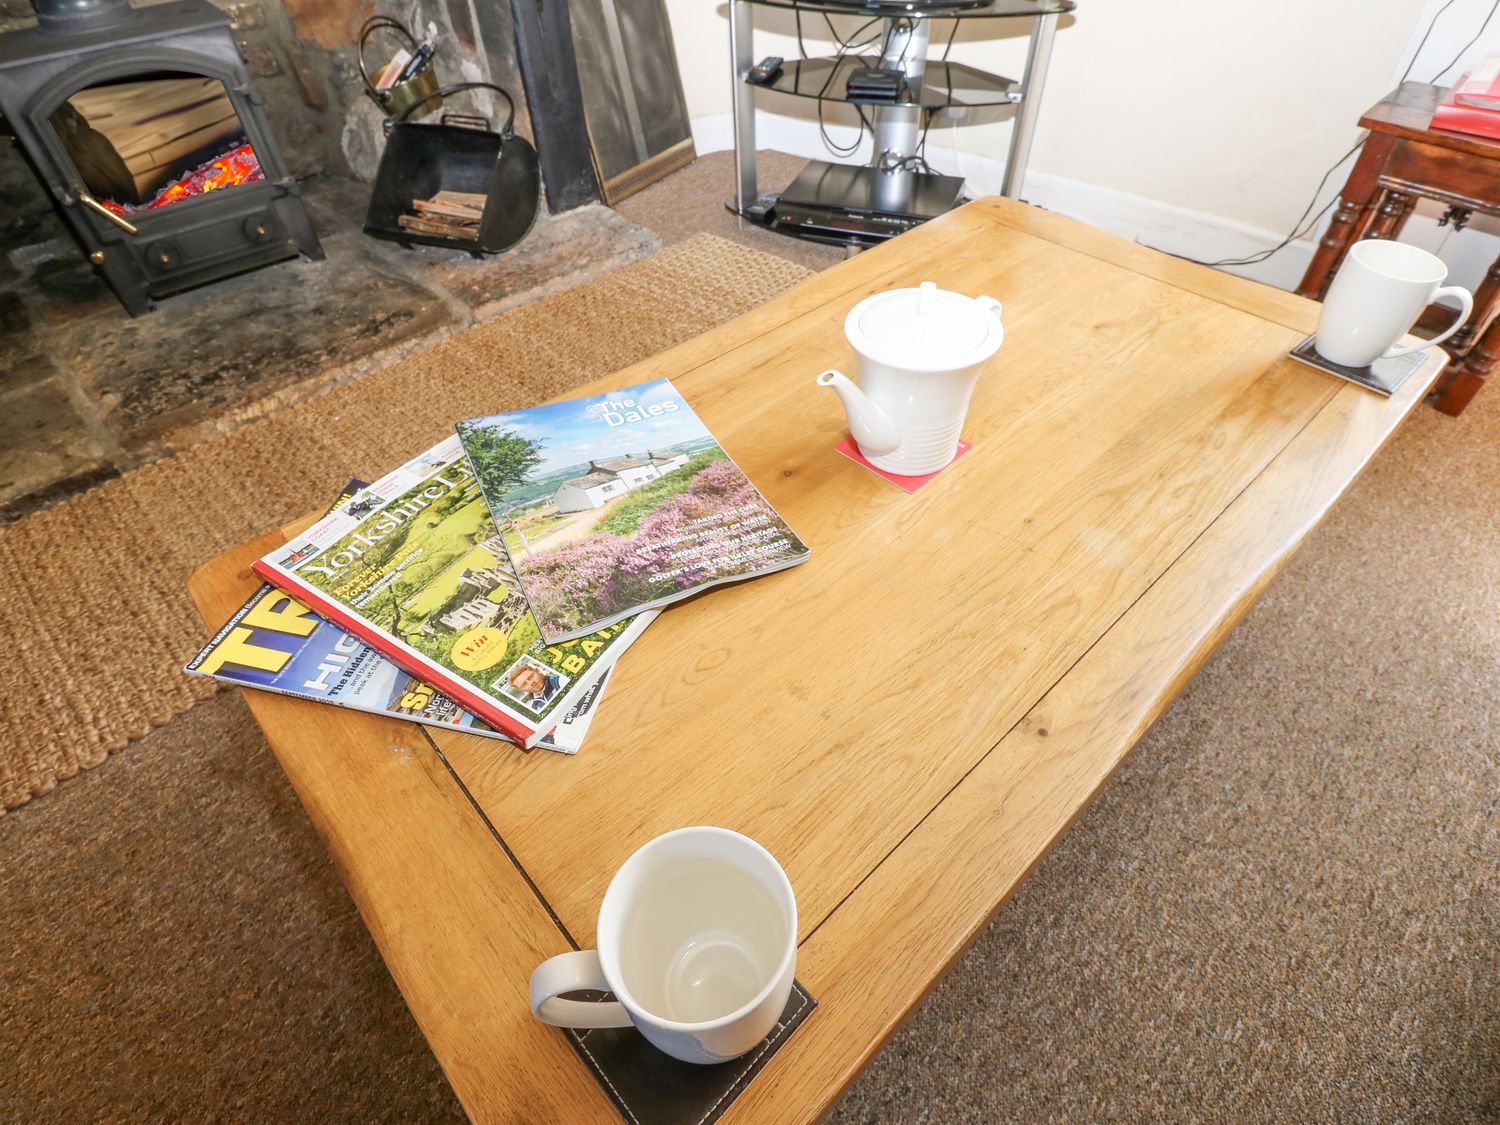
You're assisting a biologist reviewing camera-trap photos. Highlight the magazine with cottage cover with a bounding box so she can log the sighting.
[455,378,810,643]
[250,436,654,748]
[183,583,612,755]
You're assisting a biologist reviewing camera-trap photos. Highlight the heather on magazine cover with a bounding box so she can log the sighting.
[458,379,809,641]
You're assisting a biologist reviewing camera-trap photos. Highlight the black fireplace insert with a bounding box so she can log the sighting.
[0,0,323,314]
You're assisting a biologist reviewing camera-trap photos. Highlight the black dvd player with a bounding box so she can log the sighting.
[773,160,964,241]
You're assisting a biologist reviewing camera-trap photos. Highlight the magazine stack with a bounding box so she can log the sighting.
[187,378,809,754]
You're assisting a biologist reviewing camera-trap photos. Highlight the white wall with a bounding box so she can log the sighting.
[664,0,1500,289]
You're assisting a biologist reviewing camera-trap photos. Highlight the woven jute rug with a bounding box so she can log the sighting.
[0,234,813,814]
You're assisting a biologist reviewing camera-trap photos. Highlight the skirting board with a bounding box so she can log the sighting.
[692,111,1317,291]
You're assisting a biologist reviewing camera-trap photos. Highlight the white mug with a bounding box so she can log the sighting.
[1315,239,1473,369]
[529,826,797,1065]
[818,281,1004,476]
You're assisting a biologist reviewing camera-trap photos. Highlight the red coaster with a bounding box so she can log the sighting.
[834,436,972,492]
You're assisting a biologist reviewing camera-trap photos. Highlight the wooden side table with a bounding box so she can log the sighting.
[1296,81,1500,416]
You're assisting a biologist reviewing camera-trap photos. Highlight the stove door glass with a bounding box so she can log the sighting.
[50,70,263,217]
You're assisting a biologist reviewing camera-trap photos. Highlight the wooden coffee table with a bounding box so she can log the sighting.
[188,198,1443,1123]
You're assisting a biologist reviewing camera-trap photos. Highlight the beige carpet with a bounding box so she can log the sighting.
[0,233,812,814]
[615,149,846,273]
[2,154,1496,1122]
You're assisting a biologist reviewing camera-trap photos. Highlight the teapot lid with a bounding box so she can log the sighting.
[847,282,1002,372]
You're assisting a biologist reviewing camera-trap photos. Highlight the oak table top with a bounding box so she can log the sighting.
[188,198,1443,1124]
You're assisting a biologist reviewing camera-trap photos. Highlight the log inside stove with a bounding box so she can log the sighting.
[50,73,254,208]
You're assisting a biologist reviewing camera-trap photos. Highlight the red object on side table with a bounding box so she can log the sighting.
[1431,58,1500,139]
[1296,81,1500,416]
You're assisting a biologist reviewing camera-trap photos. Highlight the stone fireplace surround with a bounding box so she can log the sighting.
[0,0,599,223]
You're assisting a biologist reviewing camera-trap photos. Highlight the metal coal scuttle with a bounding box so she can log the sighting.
[364,80,540,255]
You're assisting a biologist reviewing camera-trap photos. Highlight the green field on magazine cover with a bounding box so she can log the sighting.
[296,467,543,691]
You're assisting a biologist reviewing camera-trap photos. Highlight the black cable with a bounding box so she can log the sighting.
[1208,197,1340,269]
[822,13,882,53]
[810,14,882,159]
[1170,0,1491,270]
[825,16,883,157]
[1189,139,1363,267]
[1400,0,1461,84]
[883,16,916,69]
[940,17,959,62]
[1430,0,1500,83]
[810,12,860,157]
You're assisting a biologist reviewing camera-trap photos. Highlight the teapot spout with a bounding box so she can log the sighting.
[817,369,899,456]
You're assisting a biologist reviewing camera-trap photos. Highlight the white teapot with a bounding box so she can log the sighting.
[818,280,1003,476]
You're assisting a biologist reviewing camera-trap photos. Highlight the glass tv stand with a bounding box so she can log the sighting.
[727,0,1075,248]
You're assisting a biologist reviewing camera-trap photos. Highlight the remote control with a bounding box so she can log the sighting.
[747,56,783,85]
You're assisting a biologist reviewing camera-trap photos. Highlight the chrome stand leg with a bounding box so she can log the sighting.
[872,18,931,163]
[729,0,758,215]
[1002,10,1058,199]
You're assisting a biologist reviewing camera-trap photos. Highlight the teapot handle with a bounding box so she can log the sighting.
[977,295,1002,320]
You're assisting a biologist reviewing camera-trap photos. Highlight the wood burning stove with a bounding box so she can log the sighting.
[0,0,322,314]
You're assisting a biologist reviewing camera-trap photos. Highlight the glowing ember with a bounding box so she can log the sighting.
[100,143,263,217]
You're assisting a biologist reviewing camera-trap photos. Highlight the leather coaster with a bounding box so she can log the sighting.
[835,436,972,492]
[564,982,817,1125]
[1288,335,1429,397]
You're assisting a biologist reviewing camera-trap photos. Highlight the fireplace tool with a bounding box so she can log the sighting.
[364,81,540,255]
[358,15,441,122]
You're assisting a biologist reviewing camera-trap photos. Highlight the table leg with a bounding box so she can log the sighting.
[1363,188,1418,240]
[1447,252,1500,355]
[1433,308,1497,415]
[1295,135,1394,300]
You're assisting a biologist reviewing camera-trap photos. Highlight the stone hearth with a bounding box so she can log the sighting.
[0,163,657,520]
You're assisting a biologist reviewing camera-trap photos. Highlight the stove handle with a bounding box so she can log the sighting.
[76,191,139,236]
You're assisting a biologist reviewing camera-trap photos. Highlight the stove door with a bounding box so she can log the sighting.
[18,43,321,313]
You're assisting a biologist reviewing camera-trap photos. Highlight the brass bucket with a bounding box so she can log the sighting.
[358,15,441,122]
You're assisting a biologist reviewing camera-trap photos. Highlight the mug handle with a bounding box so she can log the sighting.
[1383,285,1473,359]
[530,950,633,1029]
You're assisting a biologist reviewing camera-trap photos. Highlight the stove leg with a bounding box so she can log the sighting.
[92,249,153,316]
[280,182,325,261]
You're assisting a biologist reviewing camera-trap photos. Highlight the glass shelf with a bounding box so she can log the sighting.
[739,0,1072,21]
[757,55,1017,110]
